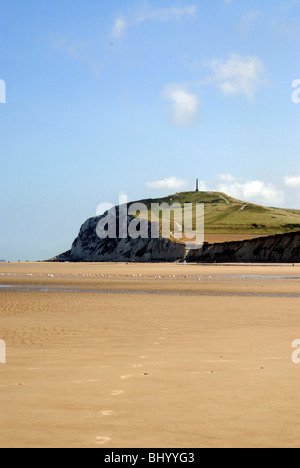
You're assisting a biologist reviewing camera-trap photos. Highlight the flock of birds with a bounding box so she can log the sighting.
[0,272,267,281]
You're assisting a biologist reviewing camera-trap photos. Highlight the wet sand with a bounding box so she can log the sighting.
[0,262,299,448]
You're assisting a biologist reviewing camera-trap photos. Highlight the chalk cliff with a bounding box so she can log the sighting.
[52,206,300,263]
[54,209,186,263]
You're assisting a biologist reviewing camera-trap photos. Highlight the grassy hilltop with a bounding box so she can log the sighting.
[133,191,300,238]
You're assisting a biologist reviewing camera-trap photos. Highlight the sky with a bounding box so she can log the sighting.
[0,0,300,261]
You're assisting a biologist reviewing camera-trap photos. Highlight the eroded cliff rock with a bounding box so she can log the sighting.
[54,210,186,262]
[186,231,300,263]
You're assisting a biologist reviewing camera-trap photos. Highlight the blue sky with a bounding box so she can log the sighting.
[0,0,300,260]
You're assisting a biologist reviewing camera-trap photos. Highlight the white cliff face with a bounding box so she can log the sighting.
[67,212,186,262]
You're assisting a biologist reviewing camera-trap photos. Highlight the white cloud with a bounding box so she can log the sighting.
[146,177,188,191]
[217,179,284,206]
[208,54,268,98]
[193,175,285,206]
[112,18,128,39]
[145,174,295,207]
[164,85,200,126]
[197,180,209,191]
[144,174,300,207]
[284,175,300,189]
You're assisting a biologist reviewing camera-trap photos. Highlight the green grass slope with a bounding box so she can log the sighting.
[133,191,300,236]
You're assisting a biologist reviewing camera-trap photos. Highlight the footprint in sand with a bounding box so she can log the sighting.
[112,390,124,396]
[101,410,115,417]
[95,436,111,445]
[120,375,131,380]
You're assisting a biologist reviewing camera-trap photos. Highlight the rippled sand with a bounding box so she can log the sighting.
[0,262,299,448]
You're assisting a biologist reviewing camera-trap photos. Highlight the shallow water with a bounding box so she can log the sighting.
[222,275,300,280]
[0,284,299,298]
[1,273,300,280]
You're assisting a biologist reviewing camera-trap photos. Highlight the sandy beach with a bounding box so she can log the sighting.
[0,262,299,448]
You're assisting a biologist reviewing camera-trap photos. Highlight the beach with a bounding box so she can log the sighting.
[0,262,299,448]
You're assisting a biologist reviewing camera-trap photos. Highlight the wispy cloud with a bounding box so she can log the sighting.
[50,35,91,58]
[146,176,188,191]
[207,54,268,99]
[163,85,200,127]
[271,16,300,39]
[50,35,101,79]
[111,18,128,39]
[219,174,236,182]
[238,10,262,34]
[135,5,197,23]
[111,4,197,39]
